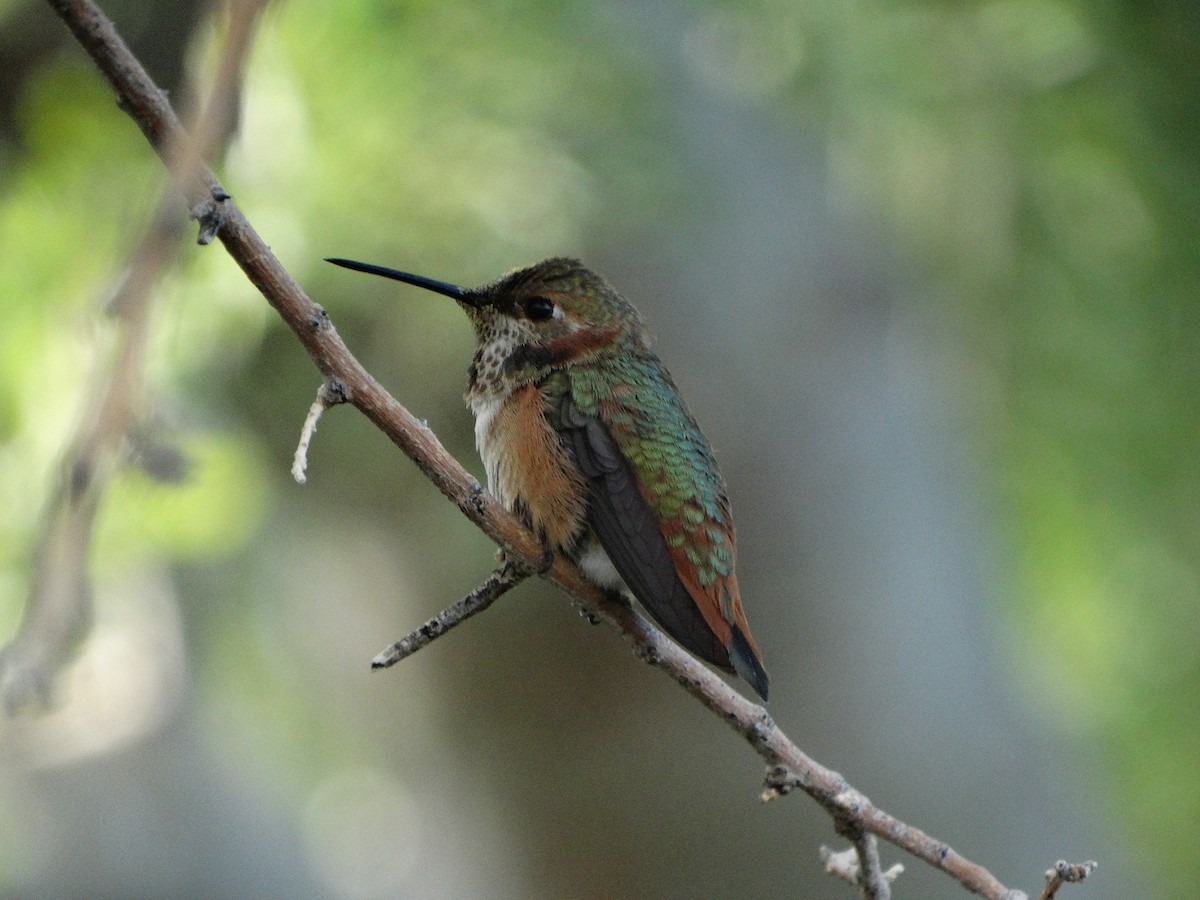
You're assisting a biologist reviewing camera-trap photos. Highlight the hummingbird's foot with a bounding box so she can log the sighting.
[494,542,555,575]
[535,541,555,574]
[580,589,627,626]
[605,588,631,608]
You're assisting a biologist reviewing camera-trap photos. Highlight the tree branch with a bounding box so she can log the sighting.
[1,0,268,712]
[371,561,530,669]
[39,2,1092,898]
[823,789,904,900]
[1039,861,1097,900]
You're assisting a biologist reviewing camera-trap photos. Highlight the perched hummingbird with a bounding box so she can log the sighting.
[327,256,770,701]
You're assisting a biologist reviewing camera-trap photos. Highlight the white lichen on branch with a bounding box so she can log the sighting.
[291,378,349,484]
[291,389,328,484]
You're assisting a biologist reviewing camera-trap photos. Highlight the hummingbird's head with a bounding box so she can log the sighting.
[327,256,648,385]
[469,256,644,339]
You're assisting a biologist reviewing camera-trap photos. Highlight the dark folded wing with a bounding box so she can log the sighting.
[553,393,732,670]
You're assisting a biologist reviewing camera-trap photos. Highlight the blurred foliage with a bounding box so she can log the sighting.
[750,0,1200,878]
[0,0,1197,897]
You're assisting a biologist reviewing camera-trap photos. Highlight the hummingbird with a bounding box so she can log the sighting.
[327,256,770,701]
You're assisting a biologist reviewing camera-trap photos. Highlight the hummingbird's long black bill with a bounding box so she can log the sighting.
[325,258,468,301]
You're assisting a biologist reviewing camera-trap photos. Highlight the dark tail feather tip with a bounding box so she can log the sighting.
[728,626,769,702]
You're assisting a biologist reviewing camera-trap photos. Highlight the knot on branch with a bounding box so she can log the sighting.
[309,305,332,333]
[318,377,349,406]
[633,640,662,668]
[831,788,869,822]
[761,764,801,802]
[192,185,231,245]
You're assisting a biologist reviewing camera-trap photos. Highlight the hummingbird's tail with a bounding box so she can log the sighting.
[728,624,770,702]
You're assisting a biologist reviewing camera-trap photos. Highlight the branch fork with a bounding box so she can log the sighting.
[192,185,231,245]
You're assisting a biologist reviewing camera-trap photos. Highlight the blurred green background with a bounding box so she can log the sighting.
[1,0,1196,897]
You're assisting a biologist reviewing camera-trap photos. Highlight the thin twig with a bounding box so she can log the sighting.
[40,3,1084,898]
[821,845,904,899]
[1039,860,1097,900]
[822,847,864,888]
[830,811,897,900]
[770,766,903,900]
[291,391,326,484]
[371,561,529,668]
[291,378,348,484]
[830,791,900,900]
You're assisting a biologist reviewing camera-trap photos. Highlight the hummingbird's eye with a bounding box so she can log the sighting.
[524,296,557,321]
